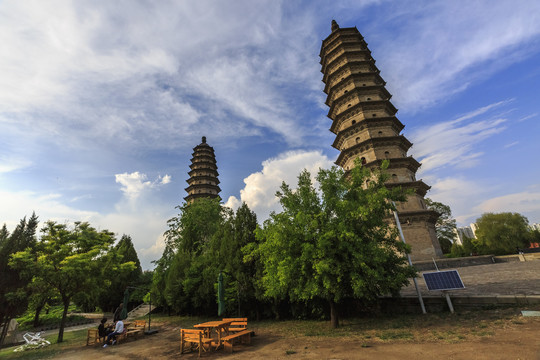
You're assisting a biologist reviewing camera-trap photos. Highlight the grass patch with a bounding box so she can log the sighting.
[0,329,87,360]
[1,307,531,358]
[16,305,87,331]
[285,349,297,355]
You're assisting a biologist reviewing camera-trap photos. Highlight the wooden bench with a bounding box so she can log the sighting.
[126,320,146,339]
[222,318,248,332]
[221,329,251,353]
[126,328,143,339]
[86,328,104,346]
[133,320,146,331]
[180,329,213,357]
[115,329,128,344]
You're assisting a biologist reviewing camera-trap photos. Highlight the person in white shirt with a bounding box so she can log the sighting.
[103,320,124,347]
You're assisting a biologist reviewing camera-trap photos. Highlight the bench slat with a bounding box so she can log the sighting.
[222,329,251,341]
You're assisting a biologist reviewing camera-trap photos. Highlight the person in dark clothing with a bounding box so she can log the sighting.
[98,318,111,343]
[113,303,123,322]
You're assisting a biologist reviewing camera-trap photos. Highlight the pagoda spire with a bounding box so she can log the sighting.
[184,136,221,204]
[331,19,339,32]
[319,23,443,261]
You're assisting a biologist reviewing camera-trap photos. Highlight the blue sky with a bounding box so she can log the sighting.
[1,0,540,269]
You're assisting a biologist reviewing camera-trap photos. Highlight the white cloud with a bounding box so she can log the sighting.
[115,172,171,201]
[0,171,175,269]
[0,0,326,152]
[474,191,540,217]
[0,190,98,230]
[411,101,510,173]
[160,175,171,185]
[374,1,540,110]
[0,156,32,174]
[425,176,490,225]
[504,141,519,149]
[225,150,334,221]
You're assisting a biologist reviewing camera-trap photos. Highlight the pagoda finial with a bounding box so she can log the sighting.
[202,136,206,143]
[331,20,339,32]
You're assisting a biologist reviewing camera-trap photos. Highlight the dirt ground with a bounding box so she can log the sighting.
[54,318,540,360]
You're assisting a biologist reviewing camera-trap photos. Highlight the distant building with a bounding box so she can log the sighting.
[184,136,221,204]
[453,226,475,245]
[319,20,442,261]
[470,223,479,238]
[530,223,540,231]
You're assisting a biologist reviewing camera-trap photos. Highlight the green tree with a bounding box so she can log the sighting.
[450,235,477,257]
[530,229,540,244]
[473,212,532,255]
[151,247,174,312]
[425,198,457,254]
[28,277,57,327]
[161,198,229,314]
[0,213,39,346]
[10,221,135,343]
[252,160,415,328]
[98,235,143,312]
[165,198,225,254]
[211,203,260,317]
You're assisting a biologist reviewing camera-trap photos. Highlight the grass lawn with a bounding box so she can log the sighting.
[0,329,88,360]
[0,307,533,359]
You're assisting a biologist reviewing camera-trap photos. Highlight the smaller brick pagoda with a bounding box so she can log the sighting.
[184,136,221,204]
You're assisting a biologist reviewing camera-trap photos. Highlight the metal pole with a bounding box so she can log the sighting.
[392,202,427,314]
[148,293,151,331]
[444,292,455,313]
[432,257,440,271]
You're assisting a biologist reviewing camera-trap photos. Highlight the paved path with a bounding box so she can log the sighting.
[401,261,540,297]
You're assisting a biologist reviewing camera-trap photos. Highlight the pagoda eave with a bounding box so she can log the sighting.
[397,210,439,225]
[386,180,431,196]
[334,136,412,166]
[331,117,405,148]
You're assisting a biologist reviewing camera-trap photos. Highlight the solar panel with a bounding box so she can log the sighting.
[422,270,465,291]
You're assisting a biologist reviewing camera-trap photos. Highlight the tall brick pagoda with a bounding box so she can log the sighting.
[320,20,442,261]
[185,136,221,204]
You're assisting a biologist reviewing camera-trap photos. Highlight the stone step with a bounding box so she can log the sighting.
[126,304,155,320]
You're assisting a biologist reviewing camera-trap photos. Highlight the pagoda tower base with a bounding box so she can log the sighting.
[398,211,442,261]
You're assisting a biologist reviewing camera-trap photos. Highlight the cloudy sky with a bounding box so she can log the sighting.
[2,0,540,269]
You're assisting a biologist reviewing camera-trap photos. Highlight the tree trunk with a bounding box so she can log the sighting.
[273,298,280,320]
[0,315,10,346]
[329,300,339,328]
[33,303,45,328]
[57,297,70,343]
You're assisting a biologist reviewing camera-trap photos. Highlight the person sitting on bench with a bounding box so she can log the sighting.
[103,319,124,347]
[98,318,112,343]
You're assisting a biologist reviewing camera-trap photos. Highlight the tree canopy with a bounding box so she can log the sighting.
[154,198,262,318]
[0,213,39,346]
[251,160,415,328]
[10,221,135,342]
[473,212,532,255]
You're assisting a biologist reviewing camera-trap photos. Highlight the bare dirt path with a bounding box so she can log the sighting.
[54,319,540,360]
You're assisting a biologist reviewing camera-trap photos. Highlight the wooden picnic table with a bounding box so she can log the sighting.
[193,320,232,350]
